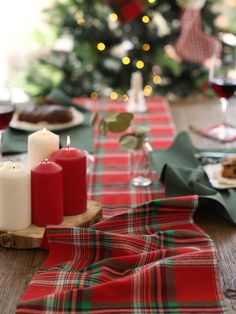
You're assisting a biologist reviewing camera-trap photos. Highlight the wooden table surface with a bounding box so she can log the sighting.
[1,97,236,313]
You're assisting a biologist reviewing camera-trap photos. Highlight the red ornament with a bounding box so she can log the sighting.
[52,139,87,216]
[107,0,145,23]
[31,160,63,227]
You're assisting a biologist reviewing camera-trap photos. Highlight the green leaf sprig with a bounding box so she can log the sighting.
[91,111,149,150]
[119,125,150,150]
[91,111,133,136]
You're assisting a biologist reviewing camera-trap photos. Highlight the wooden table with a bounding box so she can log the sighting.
[171,96,236,313]
[1,97,236,313]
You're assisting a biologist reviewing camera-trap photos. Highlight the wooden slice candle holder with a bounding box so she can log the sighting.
[0,200,102,249]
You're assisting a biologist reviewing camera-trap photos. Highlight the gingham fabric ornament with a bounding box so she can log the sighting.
[175,0,219,63]
[107,0,144,23]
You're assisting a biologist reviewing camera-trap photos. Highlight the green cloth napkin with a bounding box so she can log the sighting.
[3,89,93,154]
[47,89,90,113]
[152,132,236,224]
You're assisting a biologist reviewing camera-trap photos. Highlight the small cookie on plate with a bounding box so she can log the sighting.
[222,156,236,179]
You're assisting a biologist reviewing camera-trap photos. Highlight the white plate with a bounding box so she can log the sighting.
[10,107,84,131]
[203,163,236,189]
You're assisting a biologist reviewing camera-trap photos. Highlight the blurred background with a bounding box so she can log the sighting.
[1,0,236,101]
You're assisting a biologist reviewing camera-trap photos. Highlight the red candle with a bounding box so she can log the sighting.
[31,160,63,227]
[51,137,87,216]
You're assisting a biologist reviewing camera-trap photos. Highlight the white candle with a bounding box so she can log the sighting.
[127,71,146,113]
[0,162,31,230]
[27,128,59,169]
[131,71,143,92]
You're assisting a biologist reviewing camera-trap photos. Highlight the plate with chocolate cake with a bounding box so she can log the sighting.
[10,104,84,131]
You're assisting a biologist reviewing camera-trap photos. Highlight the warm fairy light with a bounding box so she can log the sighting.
[66,135,71,147]
[142,15,150,24]
[109,13,118,22]
[77,17,86,26]
[148,0,156,3]
[136,60,144,69]
[153,75,162,84]
[123,94,129,102]
[142,43,150,52]
[97,42,106,51]
[110,91,118,100]
[90,92,98,99]
[144,85,153,96]
[122,56,131,65]
[42,128,47,135]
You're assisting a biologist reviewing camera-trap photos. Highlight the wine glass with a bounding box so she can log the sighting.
[209,44,236,141]
[0,85,15,160]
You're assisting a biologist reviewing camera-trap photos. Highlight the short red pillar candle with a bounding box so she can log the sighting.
[31,160,63,227]
[51,137,87,216]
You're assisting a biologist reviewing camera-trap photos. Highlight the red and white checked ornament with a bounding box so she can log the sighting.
[175,0,219,63]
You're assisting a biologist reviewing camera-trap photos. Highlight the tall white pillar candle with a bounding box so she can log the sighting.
[127,71,146,113]
[0,162,31,230]
[28,128,59,169]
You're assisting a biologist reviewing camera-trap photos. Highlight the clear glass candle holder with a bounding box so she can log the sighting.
[129,140,153,187]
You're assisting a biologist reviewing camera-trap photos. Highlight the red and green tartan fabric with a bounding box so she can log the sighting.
[17,98,225,313]
[88,97,175,213]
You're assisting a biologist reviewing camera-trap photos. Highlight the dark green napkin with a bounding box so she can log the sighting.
[152,132,236,224]
[47,89,90,113]
[3,90,93,154]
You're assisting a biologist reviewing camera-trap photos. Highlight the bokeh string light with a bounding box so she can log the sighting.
[97,42,106,51]
[109,13,118,22]
[142,43,150,52]
[153,75,162,84]
[90,92,98,99]
[144,85,153,96]
[142,15,150,24]
[110,91,118,100]
[77,17,86,26]
[136,60,144,69]
[122,56,131,65]
[123,94,128,101]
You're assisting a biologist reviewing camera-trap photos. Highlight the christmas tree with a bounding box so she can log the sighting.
[25,0,219,99]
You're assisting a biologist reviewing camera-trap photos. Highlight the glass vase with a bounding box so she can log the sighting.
[129,141,152,187]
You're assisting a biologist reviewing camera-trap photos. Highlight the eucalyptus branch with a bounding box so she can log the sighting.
[91,111,133,136]
[91,112,150,150]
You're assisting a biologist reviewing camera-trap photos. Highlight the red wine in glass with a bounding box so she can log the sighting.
[210,78,236,99]
[0,102,15,131]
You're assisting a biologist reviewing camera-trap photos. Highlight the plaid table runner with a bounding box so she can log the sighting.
[88,97,175,215]
[17,97,225,313]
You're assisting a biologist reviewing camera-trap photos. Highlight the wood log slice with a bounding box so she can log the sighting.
[0,200,102,249]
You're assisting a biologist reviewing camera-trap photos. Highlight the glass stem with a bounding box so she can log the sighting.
[0,131,2,161]
[220,97,228,125]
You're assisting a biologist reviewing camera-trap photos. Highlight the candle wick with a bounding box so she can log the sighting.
[43,158,48,165]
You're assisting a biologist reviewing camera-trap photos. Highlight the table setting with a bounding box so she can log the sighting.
[153,131,236,225]
[2,0,236,311]
[0,86,231,313]
[1,89,94,155]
